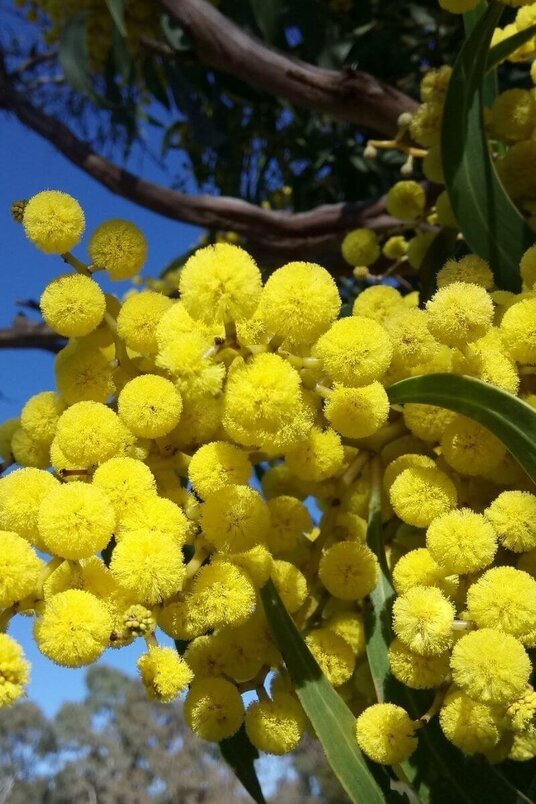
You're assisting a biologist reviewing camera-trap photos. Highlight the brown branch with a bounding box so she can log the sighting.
[0,315,65,353]
[158,0,417,137]
[0,50,402,257]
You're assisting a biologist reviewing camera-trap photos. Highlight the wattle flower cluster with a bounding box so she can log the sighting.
[1,188,535,765]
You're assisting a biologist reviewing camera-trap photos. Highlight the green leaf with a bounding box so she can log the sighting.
[463,2,497,107]
[418,228,459,307]
[260,580,387,804]
[249,0,282,42]
[59,12,100,102]
[486,23,536,73]
[104,0,126,37]
[441,1,534,292]
[219,726,267,804]
[387,374,536,483]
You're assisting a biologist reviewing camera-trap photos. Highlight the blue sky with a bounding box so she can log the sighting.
[0,110,202,717]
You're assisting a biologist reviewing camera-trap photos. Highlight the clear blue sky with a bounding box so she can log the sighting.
[0,111,202,717]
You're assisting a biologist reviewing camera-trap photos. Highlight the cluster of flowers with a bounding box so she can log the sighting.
[1,188,536,766]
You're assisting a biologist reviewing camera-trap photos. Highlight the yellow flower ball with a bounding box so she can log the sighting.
[510,729,536,762]
[118,375,182,439]
[439,689,504,754]
[324,382,390,439]
[116,494,189,546]
[306,628,355,686]
[423,145,444,183]
[56,401,130,466]
[158,597,210,641]
[520,244,536,289]
[406,231,436,269]
[271,560,308,613]
[88,219,147,280]
[55,340,115,405]
[138,647,193,703]
[500,298,536,364]
[224,544,274,588]
[156,331,226,399]
[491,88,536,143]
[352,285,404,323]
[389,639,450,689]
[341,229,380,266]
[179,243,261,324]
[440,415,505,476]
[409,102,443,147]
[392,548,457,597]
[0,634,30,707]
[450,628,531,706]
[35,589,112,667]
[325,611,366,657]
[313,317,392,386]
[485,491,536,552]
[0,530,43,608]
[466,567,536,644]
[92,456,156,519]
[426,508,497,574]
[111,531,185,605]
[184,677,244,741]
[246,692,307,755]
[223,353,312,451]
[117,291,173,355]
[386,181,426,221]
[389,466,457,527]
[20,391,65,447]
[356,703,418,765]
[384,308,438,368]
[191,561,256,629]
[258,261,341,348]
[402,403,456,443]
[23,190,85,254]
[0,418,19,462]
[382,235,408,260]
[184,634,228,678]
[40,274,105,338]
[426,282,494,348]
[38,482,115,559]
[319,541,379,600]
[285,427,344,482]
[0,467,59,544]
[266,495,312,553]
[393,585,455,656]
[10,425,49,468]
[437,255,494,290]
[420,65,452,103]
[188,441,251,499]
[201,484,269,552]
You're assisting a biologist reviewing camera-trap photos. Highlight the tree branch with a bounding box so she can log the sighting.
[0,50,402,260]
[0,315,65,353]
[158,0,417,137]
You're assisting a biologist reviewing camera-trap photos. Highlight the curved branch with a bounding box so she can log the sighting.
[0,315,65,353]
[158,0,417,137]
[0,52,402,256]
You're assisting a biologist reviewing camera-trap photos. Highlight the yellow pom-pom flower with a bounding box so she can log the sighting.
[38,482,115,559]
[402,403,456,442]
[392,548,458,597]
[10,427,49,469]
[111,531,185,605]
[245,692,307,755]
[258,261,341,348]
[88,219,147,280]
[179,243,261,324]
[485,491,536,552]
[325,611,366,657]
[223,354,312,451]
[0,634,30,708]
[191,561,256,629]
[55,340,115,405]
[341,229,380,266]
[271,560,308,613]
[138,647,193,703]
[393,585,455,656]
[383,235,408,260]
[56,401,129,466]
[92,456,156,519]
[356,703,418,765]
[313,317,392,386]
[426,508,497,574]
[440,415,505,476]
[20,391,65,446]
[266,495,312,553]
[426,282,493,348]
[439,689,504,754]
[450,628,531,706]
[201,484,269,552]
[117,290,173,354]
[0,530,42,607]
[188,441,251,499]
[520,244,536,289]
[437,255,494,289]
[319,541,379,600]
[0,418,19,462]
[184,677,244,741]
[383,454,435,494]
[116,494,189,546]
[306,628,355,686]
[491,88,536,143]
[118,375,182,439]
[324,382,390,439]
[385,308,438,368]
[35,589,112,667]
[0,467,59,544]
[156,331,225,399]
[389,466,457,527]
[500,298,536,364]
[285,427,344,482]
[466,566,536,644]
[23,190,84,254]
[386,181,426,221]
[352,285,403,323]
[388,639,450,689]
[40,274,105,338]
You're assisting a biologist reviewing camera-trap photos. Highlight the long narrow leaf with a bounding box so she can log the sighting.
[442,2,533,291]
[105,0,127,37]
[260,580,386,804]
[387,374,536,483]
[219,726,266,804]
